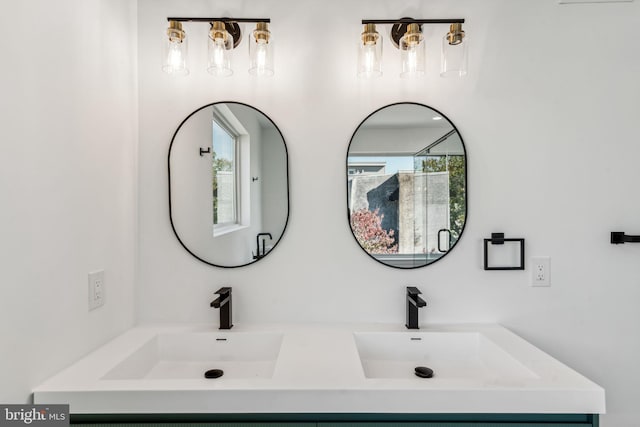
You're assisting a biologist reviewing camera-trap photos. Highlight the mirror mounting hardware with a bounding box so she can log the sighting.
[406,286,427,330]
[483,233,525,271]
[210,287,233,330]
[611,232,640,244]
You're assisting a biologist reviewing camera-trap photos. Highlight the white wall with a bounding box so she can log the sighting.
[136,0,640,425]
[0,0,138,403]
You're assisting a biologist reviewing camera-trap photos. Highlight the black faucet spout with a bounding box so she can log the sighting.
[408,295,427,308]
[406,286,427,329]
[210,295,230,308]
[211,287,233,329]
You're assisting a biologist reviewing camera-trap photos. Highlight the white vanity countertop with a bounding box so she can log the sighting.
[33,323,605,415]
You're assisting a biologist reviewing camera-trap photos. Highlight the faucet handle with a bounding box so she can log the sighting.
[407,286,427,307]
[215,287,232,295]
[406,286,422,296]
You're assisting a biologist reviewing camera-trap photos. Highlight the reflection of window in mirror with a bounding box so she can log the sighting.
[212,119,237,228]
[211,106,250,237]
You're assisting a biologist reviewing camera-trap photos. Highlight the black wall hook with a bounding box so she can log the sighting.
[611,232,640,244]
[199,147,211,156]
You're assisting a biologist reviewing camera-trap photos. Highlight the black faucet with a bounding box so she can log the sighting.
[406,286,427,329]
[210,287,233,330]
[253,232,273,259]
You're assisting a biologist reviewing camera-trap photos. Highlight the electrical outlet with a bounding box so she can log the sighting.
[88,270,105,310]
[531,257,550,287]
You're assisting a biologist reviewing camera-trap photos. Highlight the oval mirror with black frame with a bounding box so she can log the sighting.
[346,102,467,269]
[168,102,289,268]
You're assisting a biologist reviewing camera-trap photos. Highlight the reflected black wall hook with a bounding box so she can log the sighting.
[611,232,640,244]
[199,147,211,156]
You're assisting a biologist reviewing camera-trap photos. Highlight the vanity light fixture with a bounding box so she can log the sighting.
[359,18,467,78]
[163,17,273,77]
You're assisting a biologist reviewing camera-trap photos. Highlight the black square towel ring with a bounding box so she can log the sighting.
[483,233,525,271]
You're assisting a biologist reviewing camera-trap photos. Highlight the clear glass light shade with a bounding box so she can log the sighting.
[249,23,274,77]
[162,22,189,75]
[400,29,425,78]
[441,35,468,77]
[207,23,234,77]
[357,24,382,78]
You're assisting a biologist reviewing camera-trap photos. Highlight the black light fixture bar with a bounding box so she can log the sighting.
[167,17,270,23]
[362,18,464,25]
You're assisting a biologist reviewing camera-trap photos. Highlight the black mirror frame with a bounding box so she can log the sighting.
[168,101,290,268]
[345,102,468,269]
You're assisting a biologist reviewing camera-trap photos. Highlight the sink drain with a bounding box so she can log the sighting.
[414,366,434,378]
[204,369,224,379]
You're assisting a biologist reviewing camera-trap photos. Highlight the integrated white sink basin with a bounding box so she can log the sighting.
[354,331,538,382]
[33,323,605,415]
[103,331,284,380]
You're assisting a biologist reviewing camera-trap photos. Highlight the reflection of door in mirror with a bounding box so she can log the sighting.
[347,103,466,269]
[414,130,466,257]
[169,102,289,268]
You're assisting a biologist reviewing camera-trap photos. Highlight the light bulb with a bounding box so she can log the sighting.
[363,45,377,73]
[167,42,184,69]
[406,45,418,74]
[213,39,225,68]
[254,40,268,74]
